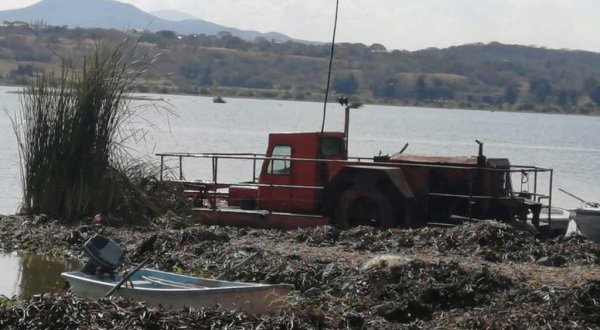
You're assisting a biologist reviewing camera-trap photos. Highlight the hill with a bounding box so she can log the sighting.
[0,0,292,42]
[1,25,600,114]
[151,10,199,22]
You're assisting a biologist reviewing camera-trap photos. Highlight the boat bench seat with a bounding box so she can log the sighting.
[141,275,206,289]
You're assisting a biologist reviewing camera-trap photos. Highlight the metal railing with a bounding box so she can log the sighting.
[156,152,553,225]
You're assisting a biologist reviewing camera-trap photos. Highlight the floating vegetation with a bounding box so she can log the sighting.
[0,215,599,328]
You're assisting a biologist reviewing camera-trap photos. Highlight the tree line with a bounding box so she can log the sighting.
[1,25,599,114]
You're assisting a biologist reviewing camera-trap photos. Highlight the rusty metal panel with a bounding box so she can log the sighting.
[487,158,511,169]
[390,154,478,166]
[327,165,415,199]
[379,167,415,199]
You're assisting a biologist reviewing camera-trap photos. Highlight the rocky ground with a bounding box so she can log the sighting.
[0,214,599,329]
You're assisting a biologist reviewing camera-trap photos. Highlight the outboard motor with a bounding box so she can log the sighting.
[81,234,124,278]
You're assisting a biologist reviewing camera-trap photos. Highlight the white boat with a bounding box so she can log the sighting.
[61,234,292,313]
[62,268,292,313]
[574,205,600,243]
[528,205,572,233]
[565,219,580,237]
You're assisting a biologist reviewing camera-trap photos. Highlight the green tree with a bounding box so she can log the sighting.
[9,64,38,79]
[157,30,177,39]
[583,77,598,93]
[254,37,272,52]
[333,73,359,95]
[179,61,213,86]
[557,89,577,108]
[383,78,397,98]
[504,84,519,105]
[529,78,552,103]
[590,85,600,106]
[369,43,387,53]
[416,76,427,101]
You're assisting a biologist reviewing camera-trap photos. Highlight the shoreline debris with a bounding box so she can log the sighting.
[0,215,599,328]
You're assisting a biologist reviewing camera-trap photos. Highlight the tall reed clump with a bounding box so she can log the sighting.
[12,41,161,223]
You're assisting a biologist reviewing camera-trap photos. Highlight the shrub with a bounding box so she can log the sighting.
[11,41,162,223]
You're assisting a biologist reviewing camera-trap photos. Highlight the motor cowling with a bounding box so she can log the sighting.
[81,234,124,277]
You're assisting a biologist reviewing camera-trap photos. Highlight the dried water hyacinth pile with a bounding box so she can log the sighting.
[0,266,598,328]
[2,214,599,269]
[0,293,325,329]
[296,221,600,267]
[448,280,600,329]
[0,215,149,260]
[1,214,600,328]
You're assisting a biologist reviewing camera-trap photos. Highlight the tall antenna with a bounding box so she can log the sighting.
[320,0,340,134]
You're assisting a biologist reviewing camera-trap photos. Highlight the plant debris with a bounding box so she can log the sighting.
[1,215,599,329]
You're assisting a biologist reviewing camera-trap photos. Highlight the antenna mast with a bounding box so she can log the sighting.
[319,0,340,134]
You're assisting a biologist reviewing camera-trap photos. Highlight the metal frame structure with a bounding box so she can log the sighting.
[156,152,554,226]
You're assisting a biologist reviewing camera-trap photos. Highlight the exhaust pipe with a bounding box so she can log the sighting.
[339,96,350,158]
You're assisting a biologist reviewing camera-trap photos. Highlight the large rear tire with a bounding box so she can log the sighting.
[333,185,396,229]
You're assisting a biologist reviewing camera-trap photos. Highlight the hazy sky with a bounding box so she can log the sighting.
[2,0,599,52]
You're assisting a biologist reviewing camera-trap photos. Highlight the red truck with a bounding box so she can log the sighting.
[157,106,553,230]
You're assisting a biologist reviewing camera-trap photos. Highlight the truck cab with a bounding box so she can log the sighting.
[256,132,346,213]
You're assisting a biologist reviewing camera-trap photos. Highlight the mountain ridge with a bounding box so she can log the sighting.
[0,0,292,41]
[150,10,199,22]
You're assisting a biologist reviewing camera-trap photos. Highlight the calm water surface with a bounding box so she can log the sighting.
[1,85,600,213]
[0,253,80,299]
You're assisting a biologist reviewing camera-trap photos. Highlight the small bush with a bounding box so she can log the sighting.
[11,41,162,223]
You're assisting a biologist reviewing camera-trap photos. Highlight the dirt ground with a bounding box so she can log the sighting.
[0,214,599,329]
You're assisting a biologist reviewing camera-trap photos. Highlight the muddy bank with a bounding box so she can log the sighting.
[0,214,599,329]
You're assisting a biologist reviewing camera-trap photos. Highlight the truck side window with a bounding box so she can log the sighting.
[268,145,292,175]
[321,137,343,157]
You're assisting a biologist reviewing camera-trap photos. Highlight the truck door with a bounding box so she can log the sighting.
[258,144,293,211]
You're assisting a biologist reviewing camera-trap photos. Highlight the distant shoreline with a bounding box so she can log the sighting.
[4,88,166,102]
[2,84,597,117]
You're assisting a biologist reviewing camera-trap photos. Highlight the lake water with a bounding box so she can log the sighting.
[0,253,80,299]
[1,85,600,213]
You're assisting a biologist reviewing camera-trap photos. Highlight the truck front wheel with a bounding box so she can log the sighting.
[333,185,396,229]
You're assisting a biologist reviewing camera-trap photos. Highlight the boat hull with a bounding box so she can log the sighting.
[528,206,572,233]
[575,207,600,243]
[62,268,292,314]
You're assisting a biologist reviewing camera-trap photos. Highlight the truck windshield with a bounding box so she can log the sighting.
[268,145,292,175]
